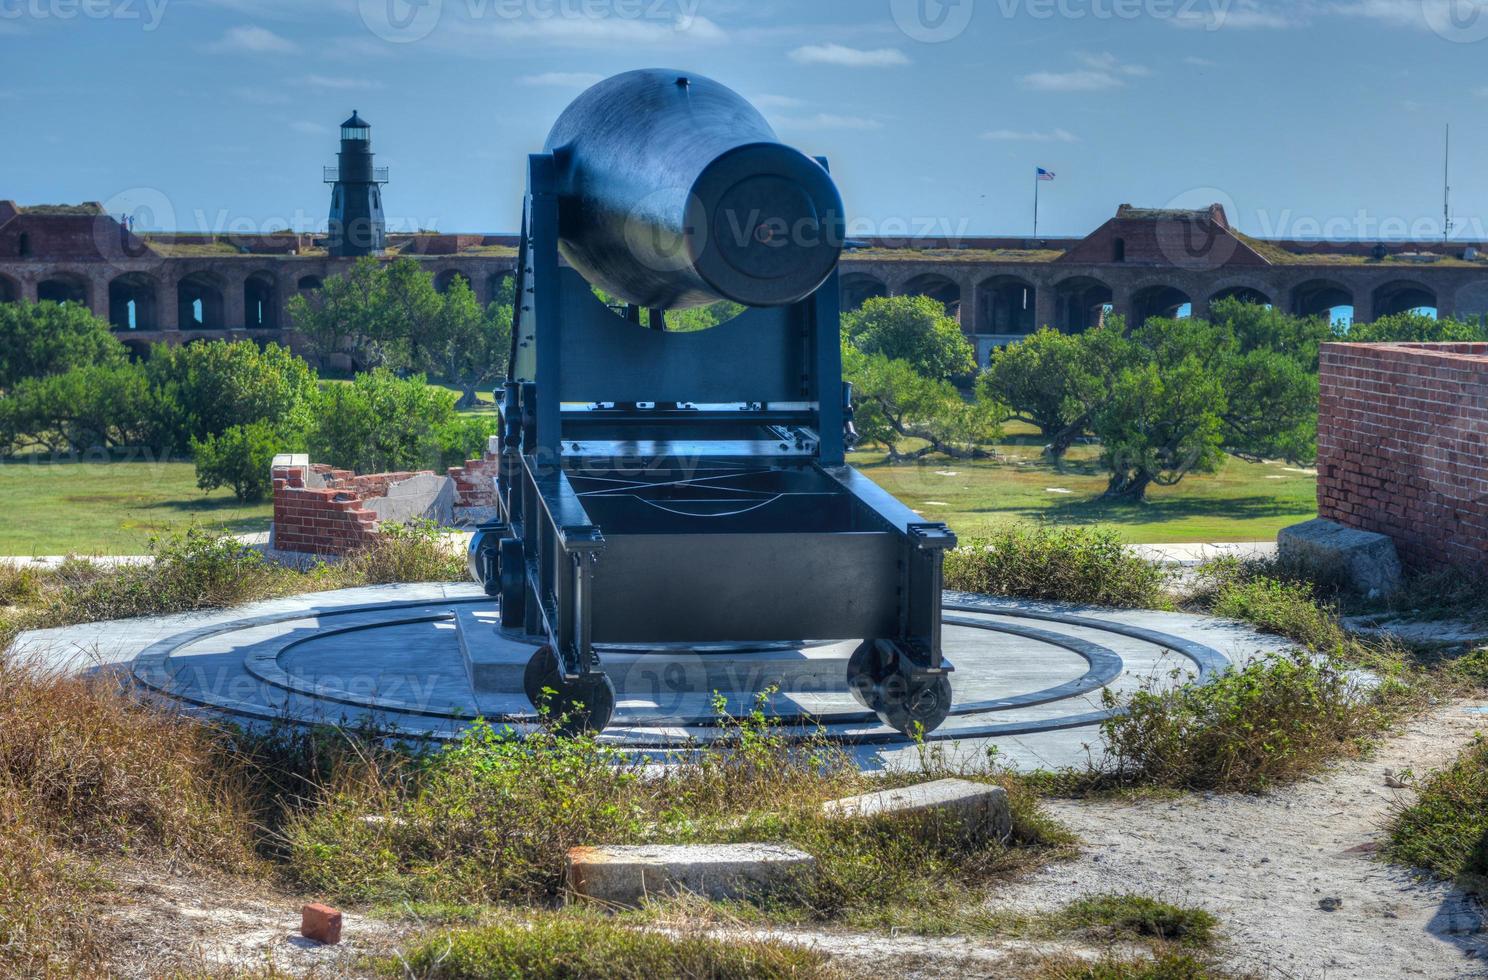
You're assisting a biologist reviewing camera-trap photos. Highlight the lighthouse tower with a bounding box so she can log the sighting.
[325,111,388,257]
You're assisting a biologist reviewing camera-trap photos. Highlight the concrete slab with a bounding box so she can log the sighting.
[823,778,1012,841]
[1278,518,1402,597]
[565,843,815,907]
[8,584,1298,772]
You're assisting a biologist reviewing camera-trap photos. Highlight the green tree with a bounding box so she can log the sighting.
[1345,311,1487,343]
[844,295,976,382]
[308,369,460,473]
[287,257,441,370]
[844,345,1004,462]
[1091,316,1317,500]
[0,300,127,391]
[665,300,746,333]
[145,340,318,454]
[981,323,1136,461]
[193,419,305,502]
[1209,296,1334,370]
[0,362,153,455]
[421,275,512,408]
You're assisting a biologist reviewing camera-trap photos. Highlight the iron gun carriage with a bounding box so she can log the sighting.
[469,69,956,735]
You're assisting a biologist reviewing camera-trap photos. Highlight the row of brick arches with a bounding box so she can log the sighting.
[840,273,1442,332]
[0,270,514,332]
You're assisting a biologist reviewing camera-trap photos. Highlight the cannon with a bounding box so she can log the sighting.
[470,69,956,735]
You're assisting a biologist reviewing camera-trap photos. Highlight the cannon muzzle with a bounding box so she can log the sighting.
[544,69,844,310]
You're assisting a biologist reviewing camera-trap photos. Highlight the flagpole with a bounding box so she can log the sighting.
[1033,169,1040,241]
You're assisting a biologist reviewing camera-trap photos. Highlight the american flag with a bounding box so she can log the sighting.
[1037,168,1056,181]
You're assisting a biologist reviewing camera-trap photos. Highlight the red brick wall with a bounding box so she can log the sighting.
[271,465,383,556]
[448,453,499,508]
[1318,342,1488,569]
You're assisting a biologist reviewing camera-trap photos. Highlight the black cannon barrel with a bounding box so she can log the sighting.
[544,69,845,310]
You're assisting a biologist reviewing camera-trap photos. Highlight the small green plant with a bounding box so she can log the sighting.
[1061,894,1218,946]
[392,916,836,980]
[1030,952,1231,980]
[1098,649,1388,792]
[336,518,465,585]
[945,524,1170,609]
[1386,735,1488,890]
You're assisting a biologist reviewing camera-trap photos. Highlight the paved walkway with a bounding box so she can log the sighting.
[9,584,1294,773]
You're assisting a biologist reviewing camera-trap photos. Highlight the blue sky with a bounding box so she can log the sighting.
[3,0,1487,240]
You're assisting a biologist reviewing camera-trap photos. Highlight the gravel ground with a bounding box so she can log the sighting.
[987,699,1488,979]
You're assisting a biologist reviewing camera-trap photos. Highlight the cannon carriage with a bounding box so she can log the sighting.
[469,69,956,735]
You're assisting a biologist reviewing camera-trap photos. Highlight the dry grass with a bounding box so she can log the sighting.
[0,659,261,974]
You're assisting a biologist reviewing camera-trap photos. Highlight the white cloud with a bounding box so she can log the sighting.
[983,127,1080,143]
[208,25,299,54]
[475,14,726,48]
[518,72,605,88]
[1021,53,1147,91]
[775,112,884,131]
[302,74,384,91]
[290,120,328,135]
[1076,51,1150,75]
[1171,0,1301,29]
[1020,69,1123,92]
[788,43,910,67]
[751,94,808,110]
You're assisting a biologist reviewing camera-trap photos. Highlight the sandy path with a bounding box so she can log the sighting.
[989,699,1488,978]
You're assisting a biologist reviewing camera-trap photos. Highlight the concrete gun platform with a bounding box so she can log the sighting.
[9,584,1294,772]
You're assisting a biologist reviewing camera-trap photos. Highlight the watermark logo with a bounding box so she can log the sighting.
[93,186,176,266]
[1423,0,1488,42]
[890,0,975,41]
[358,0,443,43]
[1152,186,1240,271]
[0,0,170,31]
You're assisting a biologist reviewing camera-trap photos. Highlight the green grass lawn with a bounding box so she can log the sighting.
[0,423,1316,555]
[850,422,1317,544]
[0,458,272,556]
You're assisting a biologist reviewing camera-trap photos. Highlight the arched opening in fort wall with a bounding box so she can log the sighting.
[1130,284,1192,323]
[109,273,159,331]
[978,276,1037,336]
[1291,279,1354,326]
[840,273,887,312]
[37,274,90,307]
[1052,276,1113,332]
[901,274,961,320]
[245,272,279,330]
[178,273,226,330]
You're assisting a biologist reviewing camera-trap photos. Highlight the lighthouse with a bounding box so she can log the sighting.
[325,111,388,257]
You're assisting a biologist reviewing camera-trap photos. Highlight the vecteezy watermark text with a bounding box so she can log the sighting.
[0,0,168,30]
[358,0,702,43]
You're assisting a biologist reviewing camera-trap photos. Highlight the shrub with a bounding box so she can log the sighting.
[395,917,836,980]
[844,293,976,381]
[286,705,1072,925]
[1,362,156,456]
[1344,311,1487,344]
[944,524,1170,609]
[145,340,317,454]
[193,419,306,502]
[1098,649,1384,792]
[287,720,651,904]
[1386,736,1488,889]
[40,528,295,625]
[309,369,461,474]
[0,300,126,392]
[336,518,465,585]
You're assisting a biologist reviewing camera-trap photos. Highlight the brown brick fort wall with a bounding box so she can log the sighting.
[1318,342,1488,569]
